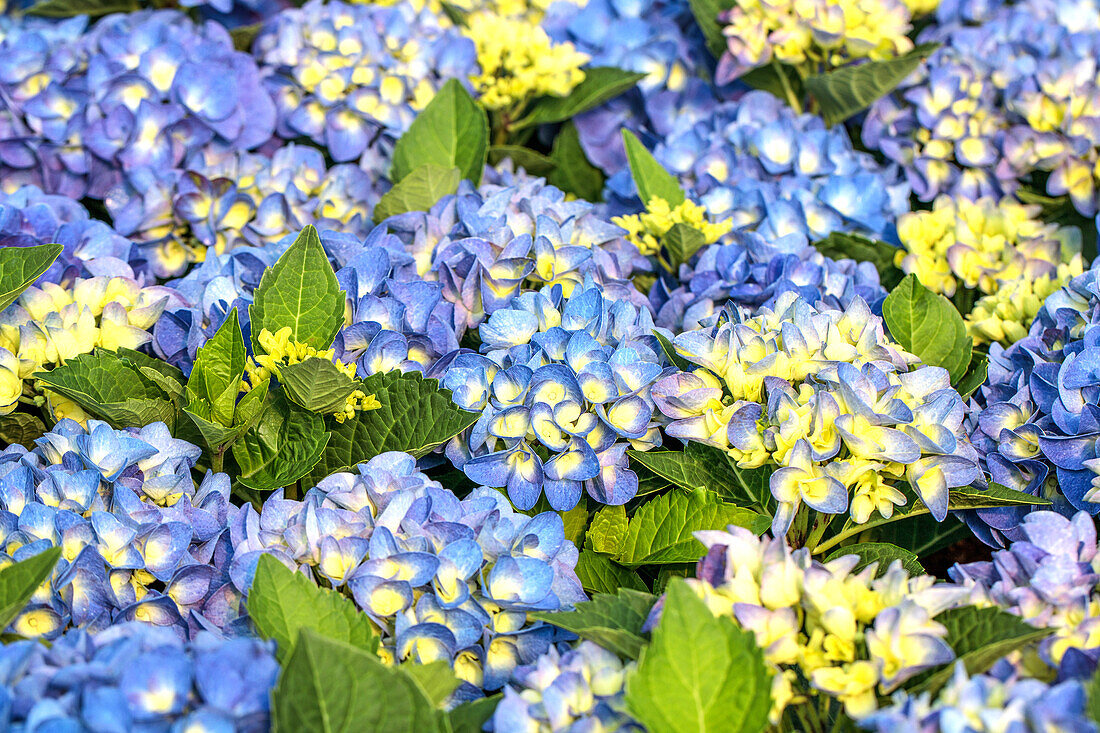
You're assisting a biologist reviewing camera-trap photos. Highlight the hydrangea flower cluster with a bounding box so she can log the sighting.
[652,293,981,538]
[384,177,649,335]
[716,0,916,84]
[865,0,1100,215]
[463,11,589,113]
[0,275,184,417]
[0,420,236,639]
[964,260,1100,545]
[442,283,671,511]
[253,0,477,168]
[0,622,278,732]
[658,525,971,722]
[860,662,1097,733]
[490,641,641,732]
[228,451,586,695]
[541,0,721,176]
[950,511,1100,670]
[608,91,911,247]
[0,186,137,285]
[895,195,1084,345]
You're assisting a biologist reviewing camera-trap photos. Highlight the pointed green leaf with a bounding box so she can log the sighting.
[27,0,137,17]
[1086,664,1100,722]
[547,122,604,202]
[249,225,345,353]
[608,489,769,566]
[948,482,1049,509]
[447,696,501,733]
[628,443,772,508]
[687,0,733,57]
[576,549,648,595]
[653,329,693,371]
[488,146,557,177]
[187,307,246,426]
[183,405,245,451]
[955,354,989,401]
[34,351,176,429]
[373,164,462,223]
[391,79,488,185]
[248,553,379,664]
[272,630,445,733]
[909,606,1053,695]
[805,43,940,126]
[625,579,772,733]
[531,588,656,660]
[883,273,972,384]
[0,413,47,449]
[280,357,360,415]
[664,223,708,270]
[402,662,460,707]
[622,129,684,207]
[0,546,62,631]
[824,542,924,577]
[307,370,478,483]
[233,395,329,491]
[517,67,646,128]
[0,244,63,313]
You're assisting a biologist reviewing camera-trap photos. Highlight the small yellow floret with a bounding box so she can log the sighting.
[613,196,734,258]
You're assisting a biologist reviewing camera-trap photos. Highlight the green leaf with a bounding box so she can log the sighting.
[248,553,379,664]
[0,413,47,449]
[576,549,648,595]
[741,64,805,102]
[0,244,63,313]
[955,354,988,401]
[0,546,61,631]
[653,330,693,371]
[664,223,708,270]
[391,79,488,185]
[688,0,734,57]
[546,122,604,202]
[114,347,186,384]
[824,542,924,576]
[805,43,940,126]
[233,395,329,491]
[531,588,656,660]
[26,0,137,17]
[402,661,459,707]
[34,351,176,429]
[488,146,557,177]
[864,511,969,558]
[250,225,345,353]
[607,489,769,566]
[518,67,646,128]
[373,164,462,224]
[622,129,685,207]
[561,498,588,548]
[883,273,972,384]
[588,505,629,556]
[447,696,500,733]
[272,630,445,733]
[187,307,246,426]
[280,357,360,415]
[909,606,1053,695]
[813,231,904,291]
[308,370,478,483]
[625,579,772,733]
[628,443,772,508]
[1086,665,1100,723]
[229,22,262,51]
[183,405,245,453]
[948,482,1049,510]
[235,378,270,429]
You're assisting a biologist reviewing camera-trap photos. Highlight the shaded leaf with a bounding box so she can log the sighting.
[373,164,461,223]
[447,696,500,733]
[402,662,459,707]
[806,43,940,126]
[280,357,360,415]
[688,0,734,57]
[518,67,646,128]
[531,588,655,660]
[664,223,707,270]
[813,231,904,291]
[824,542,924,576]
[629,443,772,508]
[955,354,989,401]
[547,122,604,202]
[233,395,329,491]
[187,306,246,426]
[0,546,61,632]
[0,413,47,449]
[0,244,63,313]
[27,0,137,18]
[488,146,557,176]
[576,549,648,595]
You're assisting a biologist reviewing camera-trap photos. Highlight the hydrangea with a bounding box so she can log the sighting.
[442,282,671,511]
[541,0,722,176]
[0,420,236,639]
[865,0,1100,215]
[861,662,1097,733]
[963,260,1100,544]
[253,0,477,168]
[648,525,971,723]
[464,11,589,113]
[607,91,911,247]
[0,185,137,285]
[612,196,733,259]
[383,177,649,336]
[895,195,1084,345]
[0,275,185,418]
[0,622,278,732]
[489,641,642,732]
[716,0,915,84]
[652,293,981,540]
[950,511,1100,670]
[228,451,586,695]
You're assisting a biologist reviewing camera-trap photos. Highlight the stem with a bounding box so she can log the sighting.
[810,506,931,556]
[211,449,225,476]
[802,514,833,553]
[773,60,802,115]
